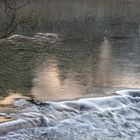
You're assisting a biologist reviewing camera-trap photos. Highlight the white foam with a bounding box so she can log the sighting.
[0,90,140,139]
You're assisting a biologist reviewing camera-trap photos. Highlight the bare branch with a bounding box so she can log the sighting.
[0,0,35,39]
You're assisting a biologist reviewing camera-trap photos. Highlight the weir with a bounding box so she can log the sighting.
[0,90,139,139]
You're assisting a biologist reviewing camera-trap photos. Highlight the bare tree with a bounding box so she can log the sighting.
[0,0,36,39]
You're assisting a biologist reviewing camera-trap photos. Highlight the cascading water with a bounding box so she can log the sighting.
[0,90,140,140]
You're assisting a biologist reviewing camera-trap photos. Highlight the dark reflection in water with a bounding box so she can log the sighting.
[0,0,140,102]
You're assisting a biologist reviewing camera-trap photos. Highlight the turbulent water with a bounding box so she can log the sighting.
[0,0,140,139]
[0,30,140,140]
[0,90,139,139]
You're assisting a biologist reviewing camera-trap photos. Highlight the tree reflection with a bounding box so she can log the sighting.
[0,0,36,38]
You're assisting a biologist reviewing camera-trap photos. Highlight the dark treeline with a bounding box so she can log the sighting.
[0,0,140,37]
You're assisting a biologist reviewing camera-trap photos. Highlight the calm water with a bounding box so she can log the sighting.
[0,0,140,103]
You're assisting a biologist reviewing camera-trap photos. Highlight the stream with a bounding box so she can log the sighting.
[0,0,140,139]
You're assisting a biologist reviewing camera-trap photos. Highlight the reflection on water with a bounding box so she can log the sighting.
[31,37,113,100]
[31,36,140,101]
[0,92,28,122]
[32,60,87,101]
[95,36,112,86]
[0,92,28,106]
[0,116,12,123]
[0,0,140,102]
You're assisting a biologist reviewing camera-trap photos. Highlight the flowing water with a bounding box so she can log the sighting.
[0,0,140,139]
[0,90,140,140]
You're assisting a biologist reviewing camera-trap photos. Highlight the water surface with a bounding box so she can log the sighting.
[0,0,140,110]
[0,0,140,139]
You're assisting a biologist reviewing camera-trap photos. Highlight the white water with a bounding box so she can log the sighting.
[0,90,140,139]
